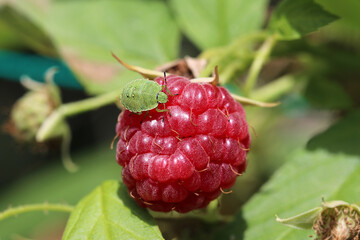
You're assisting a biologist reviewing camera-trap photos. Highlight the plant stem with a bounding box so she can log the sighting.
[243,34,277,97]
[199,31,267,78]
[0,203,74,221]
[37,89,122,141]
[251,75,298,102]
[62,124,78,172]
[59,89,122,117]
[220,58,249,84]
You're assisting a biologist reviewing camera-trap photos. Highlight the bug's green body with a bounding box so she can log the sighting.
[121,79,168,113]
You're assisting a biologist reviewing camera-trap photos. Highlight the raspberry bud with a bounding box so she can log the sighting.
[4,68,78,172]
[116,75,250,213]
[7,70,61,142]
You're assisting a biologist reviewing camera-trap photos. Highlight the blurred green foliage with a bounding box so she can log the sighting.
[307,110,360,156]
[0,144,121,239]
[268,0,338,40]
[170,0,267,49]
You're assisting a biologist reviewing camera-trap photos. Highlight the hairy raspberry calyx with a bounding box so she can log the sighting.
[116,75,250,213]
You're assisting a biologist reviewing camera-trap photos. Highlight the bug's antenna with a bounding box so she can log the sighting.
[163,72,167,85]
[163,71,177,97]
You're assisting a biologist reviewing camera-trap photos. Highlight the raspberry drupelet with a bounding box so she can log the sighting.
[116,75,250,213]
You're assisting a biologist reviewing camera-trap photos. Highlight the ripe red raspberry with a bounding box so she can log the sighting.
[115,75,250,213]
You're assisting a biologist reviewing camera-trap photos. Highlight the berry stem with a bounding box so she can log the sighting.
[37,89,122,142]
[0,203,74,222]
[59,89,123,117]
[243,34,277,97]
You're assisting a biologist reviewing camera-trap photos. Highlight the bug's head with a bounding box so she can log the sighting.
[157,92,168,104]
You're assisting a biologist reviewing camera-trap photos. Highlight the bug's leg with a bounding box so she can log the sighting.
[155,106,170,113]
[164,103,171,117]
[140,111,150,123]
[156,105,170,122]
[130,112,141,116]
[165,85,178,96]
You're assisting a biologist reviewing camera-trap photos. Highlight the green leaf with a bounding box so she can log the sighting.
[307,110,360,156]
[214,150,360,239]
[0,19,22,49]
[3,0,180,94]
[46,0,179,94]
[314,0,360,51]
[315,0,360,28]
[304,77,353,109]
[170,0,267,50]
[0,5,57,56]
[63,181,163,240]
[268,0,339,40]
[46,0,178,65]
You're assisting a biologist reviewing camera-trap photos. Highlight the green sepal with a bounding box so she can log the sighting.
[277,200,360,230]
[276,207,322,229]
[322,200,350,209]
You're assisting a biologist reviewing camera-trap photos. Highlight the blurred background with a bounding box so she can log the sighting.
[0,0,360,239]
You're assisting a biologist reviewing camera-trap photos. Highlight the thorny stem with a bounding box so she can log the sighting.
[0,203,74,222]
[244,34,277,97]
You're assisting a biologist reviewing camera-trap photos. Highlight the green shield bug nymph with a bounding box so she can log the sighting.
[120,73,173,114]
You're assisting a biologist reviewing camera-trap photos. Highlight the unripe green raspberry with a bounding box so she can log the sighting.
[5,68,78,172]
[10,87,58,142]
